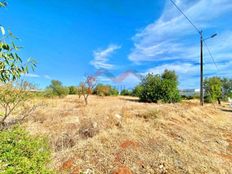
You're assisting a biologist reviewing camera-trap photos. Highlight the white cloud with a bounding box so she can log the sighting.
[44,75,51,80]
[127,0,232,89]
[129,0,232,63]
[144,60,232,89]
[91,44,121,70]
[23,73,40,78]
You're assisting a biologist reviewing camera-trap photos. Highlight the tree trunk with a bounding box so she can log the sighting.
[84,96,88,105]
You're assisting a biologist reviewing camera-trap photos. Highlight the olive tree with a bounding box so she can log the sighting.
[0,2,36,82]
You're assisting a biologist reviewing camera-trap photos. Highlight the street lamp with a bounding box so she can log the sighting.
[200,32,217,106]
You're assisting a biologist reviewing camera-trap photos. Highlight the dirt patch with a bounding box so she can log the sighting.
[120,140,139,149]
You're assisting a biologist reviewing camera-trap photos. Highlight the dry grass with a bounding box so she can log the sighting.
[22,95,232,174]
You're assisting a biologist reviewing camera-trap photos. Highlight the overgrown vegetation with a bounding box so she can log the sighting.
[93,84,119,96]
[136,70,181,103]
[0,126,53,173]
[68,86,78,95]
[204,77,232,103]
[44,80,69,98]
[132,85,143,97]
[120,89,132,96]
[0,81,36,130]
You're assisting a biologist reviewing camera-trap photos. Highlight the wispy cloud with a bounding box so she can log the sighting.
[128,0,232,89]
[145,61,232,89]
[91,44,121,70]
[23,73,40,78]
[23,73,52,80]
[129,0,232,63]
[44,75,52,80]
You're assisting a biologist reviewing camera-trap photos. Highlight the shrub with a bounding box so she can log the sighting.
[45,80,69,98]
[0,81,35,129]
[221,78,232,100]
[94,84,111,96]
[138,70,180,103]
[68,86,78,95]
[110,87,119,96]
[0,126,53,173]
[132,85,143,97]
[94,84,119,96]
[204,77,222,104]
[120,89,132,96]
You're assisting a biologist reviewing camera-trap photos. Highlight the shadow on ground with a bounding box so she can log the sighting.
[220,108,232,113]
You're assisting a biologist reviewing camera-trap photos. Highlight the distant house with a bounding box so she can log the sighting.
[179,89,200,97]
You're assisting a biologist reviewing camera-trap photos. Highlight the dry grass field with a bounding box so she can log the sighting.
[23,95,232,174]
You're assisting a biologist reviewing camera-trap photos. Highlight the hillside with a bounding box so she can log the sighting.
[24,96,232,174]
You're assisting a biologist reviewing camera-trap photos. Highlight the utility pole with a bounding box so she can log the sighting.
[200,31,204,106]
[169,0,217,106]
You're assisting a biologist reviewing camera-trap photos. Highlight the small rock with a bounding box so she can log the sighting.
[92,122,98,128]
[115,114,122,120]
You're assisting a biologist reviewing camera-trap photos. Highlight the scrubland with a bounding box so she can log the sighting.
[22,95,232,174]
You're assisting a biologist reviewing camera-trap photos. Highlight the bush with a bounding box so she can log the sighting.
[221,78,232,100]
[138,70,180,103]
[132,85,143,97]
[120,89,132,96]
[110,87,119,96]
[0,81,35,129]
[68,86,78,95]
[44,80,69,98]
[0,126,53,173]
[94,84,119,96]
[204,77,222,103]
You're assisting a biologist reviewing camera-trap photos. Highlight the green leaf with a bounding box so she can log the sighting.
[2,43,10,50]
[0,2,6,7]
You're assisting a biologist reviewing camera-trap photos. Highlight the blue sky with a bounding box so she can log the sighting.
[0,0,232,89]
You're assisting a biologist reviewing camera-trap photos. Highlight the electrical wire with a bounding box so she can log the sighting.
[169,0,201,34]
[203,40,219,72]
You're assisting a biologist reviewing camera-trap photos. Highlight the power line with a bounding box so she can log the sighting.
[169,0,201,34]
[203,40,219,72]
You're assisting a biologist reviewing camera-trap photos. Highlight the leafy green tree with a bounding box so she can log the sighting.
[132,85,143,97]
[45,80,69,98]
[138,70,180,103]
[68,86,78,95]
[161,69,178,82]
[0,3,36,82]
[139,73,162,103]
[120,89,132,96]
[110,86,119,96]
[204,77,222,104]
[221,78,232,99]
[161,70,180,103]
